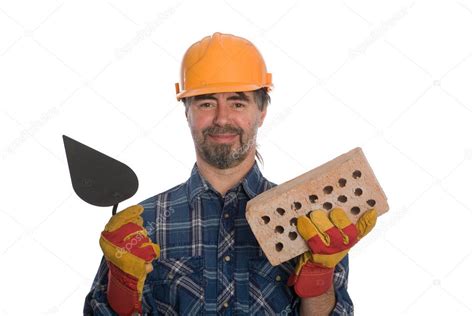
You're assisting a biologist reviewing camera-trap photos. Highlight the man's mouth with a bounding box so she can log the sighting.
[208,133,238,143]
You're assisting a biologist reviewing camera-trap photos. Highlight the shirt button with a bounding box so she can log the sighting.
[223,302,229,308]
[275,275,282,282]
[224,213,230,219]
[224,255,231,262]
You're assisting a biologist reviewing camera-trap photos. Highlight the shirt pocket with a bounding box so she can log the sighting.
[248,257,296,315]
[148,256,204,315]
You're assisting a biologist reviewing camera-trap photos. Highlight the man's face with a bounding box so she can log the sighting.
[186,91,267,169]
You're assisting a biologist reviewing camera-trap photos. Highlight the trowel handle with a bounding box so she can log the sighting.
[112,204,118,216]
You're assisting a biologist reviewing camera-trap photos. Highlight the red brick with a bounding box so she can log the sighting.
[246,147,389,266]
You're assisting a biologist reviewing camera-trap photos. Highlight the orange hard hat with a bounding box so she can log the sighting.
[175,32,272,100]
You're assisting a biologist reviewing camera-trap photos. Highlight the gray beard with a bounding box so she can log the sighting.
[198,138,248,169]
[193,125,257,169]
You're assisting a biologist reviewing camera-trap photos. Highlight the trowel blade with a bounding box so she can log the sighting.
[63,135,138,207]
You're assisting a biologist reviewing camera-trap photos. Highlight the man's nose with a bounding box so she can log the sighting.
[213,102,231,126]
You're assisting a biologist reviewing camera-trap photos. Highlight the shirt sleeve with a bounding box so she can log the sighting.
[83,256,117,316]
[331,255,354,316]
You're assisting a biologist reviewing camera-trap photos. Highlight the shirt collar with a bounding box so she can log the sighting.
[186,160,266,202]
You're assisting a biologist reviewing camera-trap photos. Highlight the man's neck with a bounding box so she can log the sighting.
[196,150,256,197]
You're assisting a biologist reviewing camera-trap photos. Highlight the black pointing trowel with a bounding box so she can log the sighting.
[62,135,139,215]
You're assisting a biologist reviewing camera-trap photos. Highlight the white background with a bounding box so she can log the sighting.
[0,0,473,315]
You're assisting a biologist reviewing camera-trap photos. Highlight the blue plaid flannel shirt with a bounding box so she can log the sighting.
[84,161,354,315]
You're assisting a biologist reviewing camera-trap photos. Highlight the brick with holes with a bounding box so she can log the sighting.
[245,147,389,266]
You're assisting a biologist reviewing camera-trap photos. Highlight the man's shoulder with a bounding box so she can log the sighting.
[138,182,188,218]
[265,179,277,189]
[258,175,277,194]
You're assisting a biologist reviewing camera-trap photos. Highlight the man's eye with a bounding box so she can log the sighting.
[233,103,245,108]
[199,103,213,108]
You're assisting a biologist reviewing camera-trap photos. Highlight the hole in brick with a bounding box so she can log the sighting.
[352,170,362,179]
[367,199,376,207]
[338,178,347,187]
[293,202,302,210]
[338,195,347,203]
[351,207,361,215]
[275,226,284,234]
[290,217,297,226]
[261,216,270,224]
[323,186,333,194]
[323,202,333,210]
[309,194,318,203]
[354,188,363,196]
[275,242,284,252]
[276,207,285,216]
[288,232,298,240]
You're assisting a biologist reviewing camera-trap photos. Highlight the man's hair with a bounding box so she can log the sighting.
[182,88,271,165]
[181,88,270,111]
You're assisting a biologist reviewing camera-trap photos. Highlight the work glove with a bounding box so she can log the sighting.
[287,208,376,297]
[99,205,160,316]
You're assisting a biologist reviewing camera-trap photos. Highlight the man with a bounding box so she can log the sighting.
[84,32,376,315]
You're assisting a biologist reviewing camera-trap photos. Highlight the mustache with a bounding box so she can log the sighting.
[203,124,243,137]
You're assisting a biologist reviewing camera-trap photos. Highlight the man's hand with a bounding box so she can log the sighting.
[288,208,377,297]
[99,205,160,316]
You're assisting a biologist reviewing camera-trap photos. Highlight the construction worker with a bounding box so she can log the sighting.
[84,32,376,315]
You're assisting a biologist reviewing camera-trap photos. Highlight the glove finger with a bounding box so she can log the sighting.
[297,210,332,246]
[298,210,334,254]
[136,242,161,262]
[309,210,335,246]
[113,229,160,261]
[328,208,358,246]
[105,205,144,232]
[309,210,334,234]
[296,215,319,242]
[103,223,146,244]
[127,215,144,228]
[356,208,377,239]
[123,231,148,248]
[309,210,357,252]
[328,208,351,229]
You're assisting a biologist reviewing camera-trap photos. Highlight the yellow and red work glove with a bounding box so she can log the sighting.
[287,208,377,297]
[99,205,160,316]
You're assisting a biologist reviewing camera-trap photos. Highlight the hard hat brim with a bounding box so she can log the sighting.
[176,83,272,101]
